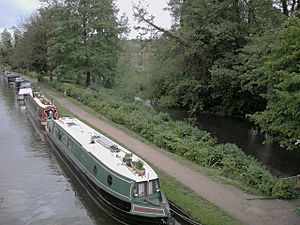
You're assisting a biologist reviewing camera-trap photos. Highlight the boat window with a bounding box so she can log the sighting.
[133,184,138,197]
[148,180,154,195]
[107,175,112,186]
[93,165,97,175]
[134,180,159,197]
[138,182,146,197]
[154,179,160,192]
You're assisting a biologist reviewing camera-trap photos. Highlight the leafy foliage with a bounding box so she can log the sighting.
[296,205,300,216]
[133,0,298,150]
[0,29,13,66]
[1,0,124,88]
[48,0,123,87]
[248,17,300,150]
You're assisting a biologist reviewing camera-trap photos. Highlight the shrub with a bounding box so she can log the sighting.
[296,205,300,216]
[271,180,299,199]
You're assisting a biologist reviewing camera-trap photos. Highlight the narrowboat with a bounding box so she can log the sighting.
[19,81,31,90]
[24,91,59,129]
[46,117,173,225]
[17,87,32,100]
[15,77,24,89]
[6,73,19,84]
[15,78,31,91]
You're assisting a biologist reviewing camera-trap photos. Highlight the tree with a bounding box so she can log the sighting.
[10,7,54,73]
[0,29,13,65]
[48,0,123,87]
[249,17,300,150]
[274,0,300,16]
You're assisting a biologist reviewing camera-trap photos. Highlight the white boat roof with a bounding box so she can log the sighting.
[18,88,32,95]
[29,92,55,109]
[54,117,158,182]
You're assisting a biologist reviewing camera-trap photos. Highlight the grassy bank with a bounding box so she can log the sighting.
[158,171,242,225]
[296,205,300,216]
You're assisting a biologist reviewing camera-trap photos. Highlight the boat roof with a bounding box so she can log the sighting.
[29,92,56,109]
[20,82,31,87]
[15,77,24,82]
[18,88,32,95]
[53,117,158,182]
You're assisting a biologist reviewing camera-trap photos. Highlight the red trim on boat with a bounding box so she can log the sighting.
[132,205,164,215]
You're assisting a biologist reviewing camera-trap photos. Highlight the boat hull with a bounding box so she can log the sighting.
[46,131,169,225]
[24,96,45,129]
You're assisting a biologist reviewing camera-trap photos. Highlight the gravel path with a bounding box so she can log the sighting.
[26,77,300,225]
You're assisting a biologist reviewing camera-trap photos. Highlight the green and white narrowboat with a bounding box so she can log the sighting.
[46,117,173,225]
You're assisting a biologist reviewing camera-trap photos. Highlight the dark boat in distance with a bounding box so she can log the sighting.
[5,72,19,85]
[46,117,173,225]
[24,91,59,129]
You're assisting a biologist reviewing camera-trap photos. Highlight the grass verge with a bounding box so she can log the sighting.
[158,170,243,225]
[296,205,300,216]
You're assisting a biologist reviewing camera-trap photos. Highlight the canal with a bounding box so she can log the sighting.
[0,77,120,225]
[165,109,300,177]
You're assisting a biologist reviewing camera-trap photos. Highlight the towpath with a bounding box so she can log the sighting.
[25,76,300,225]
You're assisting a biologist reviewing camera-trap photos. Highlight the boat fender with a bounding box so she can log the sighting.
[48,123,52,133]
[54,111,59,119]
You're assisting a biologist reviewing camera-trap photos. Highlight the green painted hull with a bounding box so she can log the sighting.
[46,119,171,224]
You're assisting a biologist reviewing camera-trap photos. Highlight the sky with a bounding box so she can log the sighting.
[0,0,172,39]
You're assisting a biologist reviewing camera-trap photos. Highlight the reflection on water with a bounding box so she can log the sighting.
[0,77,120,225]
[165,109,300,177]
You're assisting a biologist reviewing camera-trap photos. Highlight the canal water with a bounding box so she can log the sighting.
[165,109,300,177]
[0,78,120,225]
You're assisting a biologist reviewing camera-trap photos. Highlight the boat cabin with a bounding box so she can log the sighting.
[25,91,59,128]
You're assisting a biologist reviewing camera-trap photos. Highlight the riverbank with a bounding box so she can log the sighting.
[21,74,300,225]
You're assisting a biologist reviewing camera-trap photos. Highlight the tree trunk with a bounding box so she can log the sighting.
[233,0,240,23]
[282,0,289,16]
[85,71,91,87]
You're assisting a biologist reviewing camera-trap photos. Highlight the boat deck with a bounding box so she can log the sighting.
[54,117,158,182]
[29,92,54,109]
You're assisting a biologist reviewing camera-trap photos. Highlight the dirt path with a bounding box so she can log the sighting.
[26,77,300,225]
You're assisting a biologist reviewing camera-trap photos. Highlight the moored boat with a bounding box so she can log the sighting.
[17,81,31,92]
[17,87,32,100]
[24,90,59,129]
[6,73,20,84]
[15,77,23,87]
[46,117,173,225]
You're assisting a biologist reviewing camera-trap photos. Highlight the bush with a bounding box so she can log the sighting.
[240,163,277,195]
[45,80,299,199]
[271,180,299,199]
[296,205,300,216]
